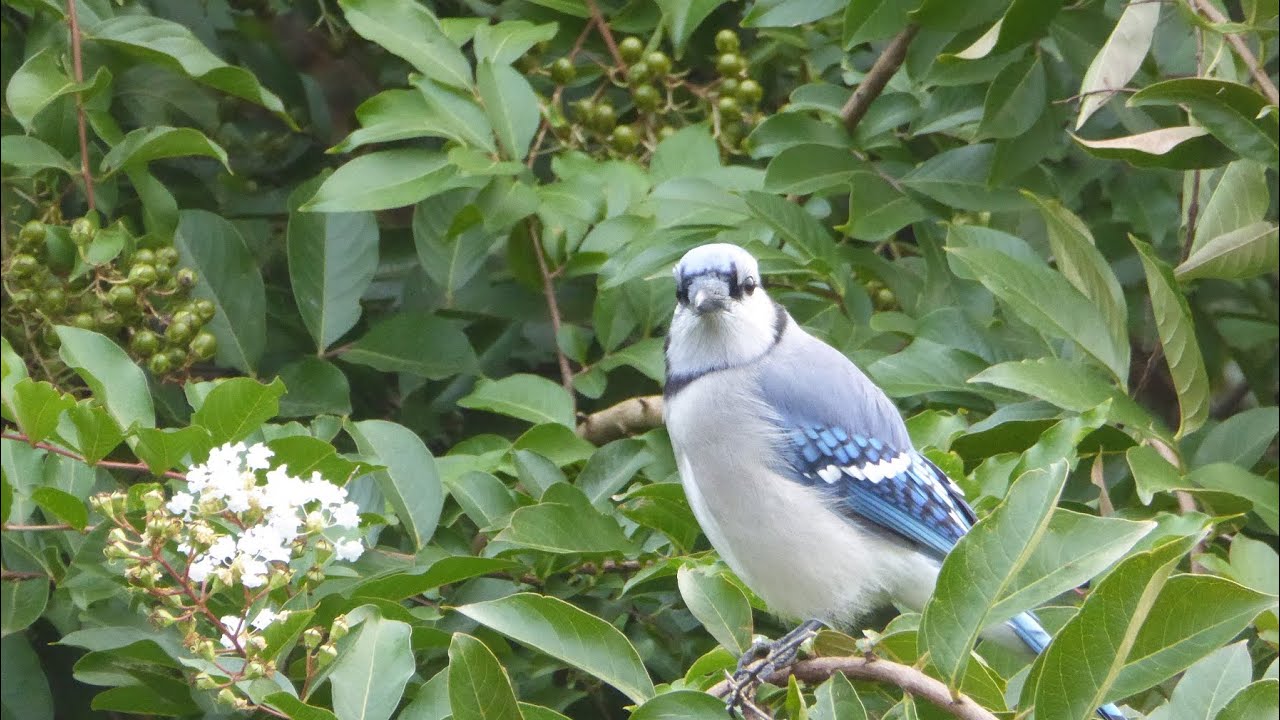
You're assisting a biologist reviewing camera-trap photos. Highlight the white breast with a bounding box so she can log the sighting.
[664,368,942,625]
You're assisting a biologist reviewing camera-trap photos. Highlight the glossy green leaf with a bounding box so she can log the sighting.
[447,633,522,720]
[811,670,867,720]
[978,54,1045,139]
[265,694,339,720]
[1075,0,1160,129]
[677,565,752,654]
[31,487,88,530]
[994,0,1064,52]
[456,592,656,703]
[65,403,124,465]
[99,126,229,175]
[347,419,444,550]
[329,608,414,720]
[496,483,636,554]
[763,144,864,195]
[5,48,91,132]
[630,690,727,719]
[1132,236,1210,437]
[0,537,48,634]
[276,358,352,418]
[1193,160,1270,254]
[902,145,1028,211]
[338,0,471,89]
[0,635,54,720]
[12,379,73,444]
[411,192,495,304]
[657,0,727,54]
[352,556,519,602]
[0,135,76,175]
[341,312,477,379]
[414,78,496,152]
[175,210,267,373]
[844,0,915,47]
[1192,407,1279,469]
[743,0,844,27]
[742,191,836,264]
[1176,222,1278,282]
[55,326,155,436]
[304,150,480,212]
[1215,679,1280,720]
[1130,78,1278,165]
[473,21,559,65]
[1145,641,1250,720]
[477,61,539,161]
[191,377,285,445]
[459,374,575,428]
[132,426,212,476]
[287,180,379,352]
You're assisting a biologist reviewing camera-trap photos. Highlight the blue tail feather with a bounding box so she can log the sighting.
[1006,612,1126,720]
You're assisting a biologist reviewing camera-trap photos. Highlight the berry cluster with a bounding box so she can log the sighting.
[532,29,765,159]
[2,216,217,380]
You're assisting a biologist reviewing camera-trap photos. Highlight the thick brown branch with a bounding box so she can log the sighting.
[708,655,997,720]
[576,395,664,444]
[1,569,48,581]
[841,24,920,135]
[1188,0,1279,106]
[66,0,96,211]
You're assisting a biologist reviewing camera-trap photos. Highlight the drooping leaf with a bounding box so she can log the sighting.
[476,61,539,161]
[1130,78,1279,165]
[1075,0,1161,129]
[1176,222,1278,282]
[11,379,73,445]
[1073,127,1236,169]
[99,126,229,175]
[346,419,444,550]
[677,565,752,654]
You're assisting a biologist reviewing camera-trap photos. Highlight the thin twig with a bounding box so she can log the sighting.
[66,0,96,211]
[841,24,920,134]
[527,221,575,405]
[708,655,997,720]
[1,431,186,480]
[1188,0,1280,106]
[584,0,624,68]
[1,569,47,581]
[576,395,664,444]
[2,523,75,531]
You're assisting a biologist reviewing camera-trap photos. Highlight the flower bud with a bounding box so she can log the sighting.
[245,660,266,678]
[108,527,130,545]
[249,635,268,653]
[305,511,326,534]
[216,688,237,706]
[195,672,218,690]
[200,640,219,663]
[303,627,323,649]
[150,608,177,627]
[316,643,338,667]
[329,616,349,642]
[141,488,165,512]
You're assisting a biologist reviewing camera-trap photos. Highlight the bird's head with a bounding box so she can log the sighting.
[666,244,786,381]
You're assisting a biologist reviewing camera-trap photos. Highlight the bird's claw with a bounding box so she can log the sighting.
[724,620,823,719]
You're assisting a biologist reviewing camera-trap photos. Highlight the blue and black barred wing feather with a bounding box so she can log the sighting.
[779,422,976,559]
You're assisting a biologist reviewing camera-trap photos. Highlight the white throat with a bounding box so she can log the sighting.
[666,290,782,380]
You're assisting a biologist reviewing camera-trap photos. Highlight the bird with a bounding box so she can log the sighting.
[662,243,1123,719]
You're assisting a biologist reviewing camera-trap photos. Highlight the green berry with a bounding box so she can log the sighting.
[148,353,172,375]
[41,287,67,313]
[175,268,197,289]
[589,103,617,132]
[69,217,95,246]
[156,246,179,267]
[131,330,160,357]
[619,37,645,64]
[9,253,38,277]
[132,249,156,267]
[9,289,34,308]
[633,84,661,112]
[657,125,677,140]
[166,320,194,344]
[716,53,746,78]
[166,348,187,367]
[190,331,217,360]
[154,263,173,282]
[627,60,651,84]
[737,78,763,105]
[717,95,741,121]
[172,309,196,328]
[108,285,138,310]
[19,220,46,247]
[549,57,576,84]
[72,312,96,330]
[875,288,895,309]
[129,263,158,288]
[571,99,595,122]
[645,51,671,77]
[95,309,122,332]
[720,77,740,95]
[609,125,639,153]
[715,29,740,54]
[194,299,216,322]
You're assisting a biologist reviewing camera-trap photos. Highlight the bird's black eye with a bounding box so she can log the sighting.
[742,276,757,295]
[676,283,689,305]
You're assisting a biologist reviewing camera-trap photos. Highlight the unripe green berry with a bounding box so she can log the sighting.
[657,125,677,140]
[549,57,576,84]
[132,249,156,267]
[131,330,160,357]
[9,254,38,277]
[715,29,740,54]
[737,78,763,105]
[716,53,746,77]
[633,84,661,111]
[155,246,179,267]
[589,103,616,132]
[645,51,671,77]
[154,263,173,282]
[717,95,741,120]
[41,287,67,313]
[190,331,217,360]
[72,312,96,330]
[175,268,197,289]
[626,60,651,84]
[19,220,47,247]
[69,217,95,246]
[94,309,122,332]
[172,309,196,328]
[609,125,639,153]
[571,98,595,122]
[194,299,216,323]
[108,284,137,310]
[148,353,172,375]
[166,320,194,344]
[166,348,187,368]
[128,263,158,288]
[618,37,644,64]
[9,289,35,308]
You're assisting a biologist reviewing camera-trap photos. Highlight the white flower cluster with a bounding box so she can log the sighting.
[167,442,365,591]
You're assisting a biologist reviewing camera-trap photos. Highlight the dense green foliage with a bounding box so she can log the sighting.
[2,1,1278,719]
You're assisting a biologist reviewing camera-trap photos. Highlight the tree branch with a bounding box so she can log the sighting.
[1188,0,1279,106]
[1,431,186,480]
[527,221,575,405]
[841,24,920,135]
[66,0,96,211]
[585,0,624,68]
[708,655,997,720]
[576,394,664,444]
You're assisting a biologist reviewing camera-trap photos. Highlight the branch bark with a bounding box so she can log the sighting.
[66,0,96,211]
[841,24,920,135]
[1188,0,1280,106]
[576,394,664,444]
[527,221,575,406]
[708,655,998,720]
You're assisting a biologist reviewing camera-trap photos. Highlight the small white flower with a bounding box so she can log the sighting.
[207,535,237,562]
[334,538,365,562]
[238,557,268,588]
[189,556,217,583]
[166,492,194,516]
[244,443,274,471]
[219,615,246,649]
[331,502,360,530]
[250,608,284,630]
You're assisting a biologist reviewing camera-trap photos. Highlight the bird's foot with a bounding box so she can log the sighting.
[724,620,823,718]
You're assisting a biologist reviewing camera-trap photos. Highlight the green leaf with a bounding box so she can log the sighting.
[744,0,844,27]
[99,126,229,176]
[978,54,1045,139]
[264,694,339,720]
[447,633,523,720]
[1216,680,1280,720]
[132,426,212,476]
[912,0,1007,30]
[496,483,636,554]
[1131,236,1210,437]
[902,145,1028,211]
[4,48,89,132]
[89,16,292,125]
[473,21,559,65]
[994,0,1064,52]
[0,136,76,175]
[1189,464,1279,533]
[276,359,352,418]
[266,435,368,484]
[287,181,379,352]
[1193,161,1269,254]
[677,565,752,654]
[476,61,539,161]
[969,358,1156,434]
[55,326,155,436]
[746,113,851,158]
[351,556,519,602]
[1130,78,1278,165]
[920,461,1069,685]
[304,150,478,212]
[1146,641,1250,720]
[946,246,1129,384]
[1193,407,1279,469]
[175,210,267,373]
[742,191,836,265]
[1,537,48,634]
[341,312,477,379]
[657,0,727,55]
[1073,127,1236,170]
[30,487,87,530]
[346,420,444,550]
[763,144,865,195]
[191,377,285,445]
[65,402,124,464]
[1,635,54,720]
[329,609,414,720]
[1022,533,1202,719]
[576,438,653,509]
[1025,193,1129,386]
[456,592,656,703]
[1176,222,1278,282]
[411,193,495,305]
[414,79,497,153]
[1127,444,1183,505]
[1111,574,1277,699]
[844,0,915,47]
[459,374,575,428]
[845,170,928,241]
[651,126,721,183]
[630,691,727,719]
[339,0,472,90]
[12,379,73,444]
[1075,0,1160,129]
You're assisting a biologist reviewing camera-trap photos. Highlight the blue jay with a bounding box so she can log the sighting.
[663,243,1123,719]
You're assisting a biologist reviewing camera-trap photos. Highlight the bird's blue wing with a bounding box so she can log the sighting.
[776,421,976,559]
